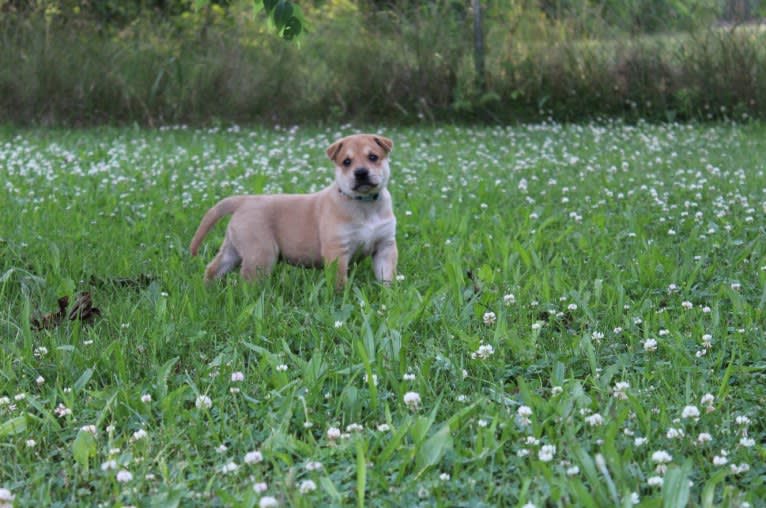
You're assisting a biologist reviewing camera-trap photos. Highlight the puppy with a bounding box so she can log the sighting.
[189,134,397,288]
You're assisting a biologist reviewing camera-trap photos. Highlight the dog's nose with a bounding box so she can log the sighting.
[354,167,370,179]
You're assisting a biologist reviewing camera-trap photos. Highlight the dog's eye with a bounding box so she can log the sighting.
[368,153,379,162]
[342,158,352,166]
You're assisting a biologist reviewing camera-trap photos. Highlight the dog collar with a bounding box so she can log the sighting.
[338,187,379,202]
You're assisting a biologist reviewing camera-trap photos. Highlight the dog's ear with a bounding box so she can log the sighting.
[372,135,393,154]
[326,140,344,162]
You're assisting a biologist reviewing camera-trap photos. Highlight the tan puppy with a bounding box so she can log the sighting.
[189,134,397,288]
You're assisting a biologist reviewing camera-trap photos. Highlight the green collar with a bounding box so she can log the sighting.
[338,187,380,202]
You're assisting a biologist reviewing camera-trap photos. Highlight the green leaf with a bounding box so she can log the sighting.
[320,477,342,504]
[72,430,97,469]
[415,423,452,474]
[157,356,179,398]
[73,367,94,392]
[273,0,293,30]
[355,439,366,508]
[0,415,28,438]
[262,0,278,14]
[662,463,691,508]
[282,16,302,40]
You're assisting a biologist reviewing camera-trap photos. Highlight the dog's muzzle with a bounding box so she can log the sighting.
[352,167,378,191]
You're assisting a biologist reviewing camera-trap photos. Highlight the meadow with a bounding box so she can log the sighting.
[0,122,764,507]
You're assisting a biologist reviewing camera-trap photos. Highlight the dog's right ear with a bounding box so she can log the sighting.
[326,141,343,162]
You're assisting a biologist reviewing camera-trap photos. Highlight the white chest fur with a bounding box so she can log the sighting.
[343,213,396,257]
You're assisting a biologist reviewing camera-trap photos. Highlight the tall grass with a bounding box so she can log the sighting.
[0,5,764,126]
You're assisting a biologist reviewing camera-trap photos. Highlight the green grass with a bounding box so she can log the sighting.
[1,122,765,507]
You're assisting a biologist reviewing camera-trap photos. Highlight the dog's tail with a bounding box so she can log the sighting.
[189,196,247,256]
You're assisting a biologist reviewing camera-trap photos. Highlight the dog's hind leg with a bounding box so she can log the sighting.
[204,240,241,282]
[240,242,278,281]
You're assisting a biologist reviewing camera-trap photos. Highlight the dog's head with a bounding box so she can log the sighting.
[326,134,393,199]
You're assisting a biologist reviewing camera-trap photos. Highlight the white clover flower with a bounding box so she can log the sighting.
[591,331,604,342]
[538,444,556,462]
[101,460,118,471]
[647,476,663,487]
[276,364,288,372]
[253,482,268,493]
[503,293,516,305]
[376,423,391,432]
[713,454,728,466]
[551,386,563,396]
[346,423,363,433]
[220,462,239,474]
[730,463,750,474]
[0,488,14,504]
[25,439,36,448]
[403,391,421,410]
[140,393,152,403]
[681,301,693,309]
[195,395,212,409]
[702,334,713,348]
[585,413,604,427]
[471,343,495,360]
[634,437,648,447]
[54,403,72,418]
[651,450,672,464]
[244,451,263,464]
[439,472,451,481]
[517,448,530,457]
[697,433,713,444]
[327,427,341,441]
[739,437,755,448]
[305,461,323,471]
[36,376,45,385]
[566,465,580,476]
[735,415,751,426]
[613,381,630,400]
[299,479,317,494]
[402,373,416,381]
[630,492,640,505]
[395,274,405,282]
[666,427,684,439]
[700,393,714,406]
[730,282,741,291]
[81,425,97,435]
[681,405,700,419]
[477,419,489,428]
[231,371,245,382]
[482,311,497,326]
[259,496,279,508]
[132,429,148,441]
[116,470,133,483]
[334,320,344,328]
[567,303,578,311]
[643,339,658,352]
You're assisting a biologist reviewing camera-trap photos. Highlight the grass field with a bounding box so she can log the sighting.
[1,122,765,507]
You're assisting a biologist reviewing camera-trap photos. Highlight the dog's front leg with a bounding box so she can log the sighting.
[322,245,350,290]
[373,240,398,284]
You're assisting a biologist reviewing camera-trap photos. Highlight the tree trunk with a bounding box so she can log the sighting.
[472,0,486,94]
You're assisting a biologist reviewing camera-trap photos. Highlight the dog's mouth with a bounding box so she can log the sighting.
[352,181,379,193]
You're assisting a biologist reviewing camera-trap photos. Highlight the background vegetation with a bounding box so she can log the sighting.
[1,0,765,126]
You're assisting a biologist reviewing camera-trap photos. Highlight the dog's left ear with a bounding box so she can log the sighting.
[326,141,343,162]
[372,135,393,154]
